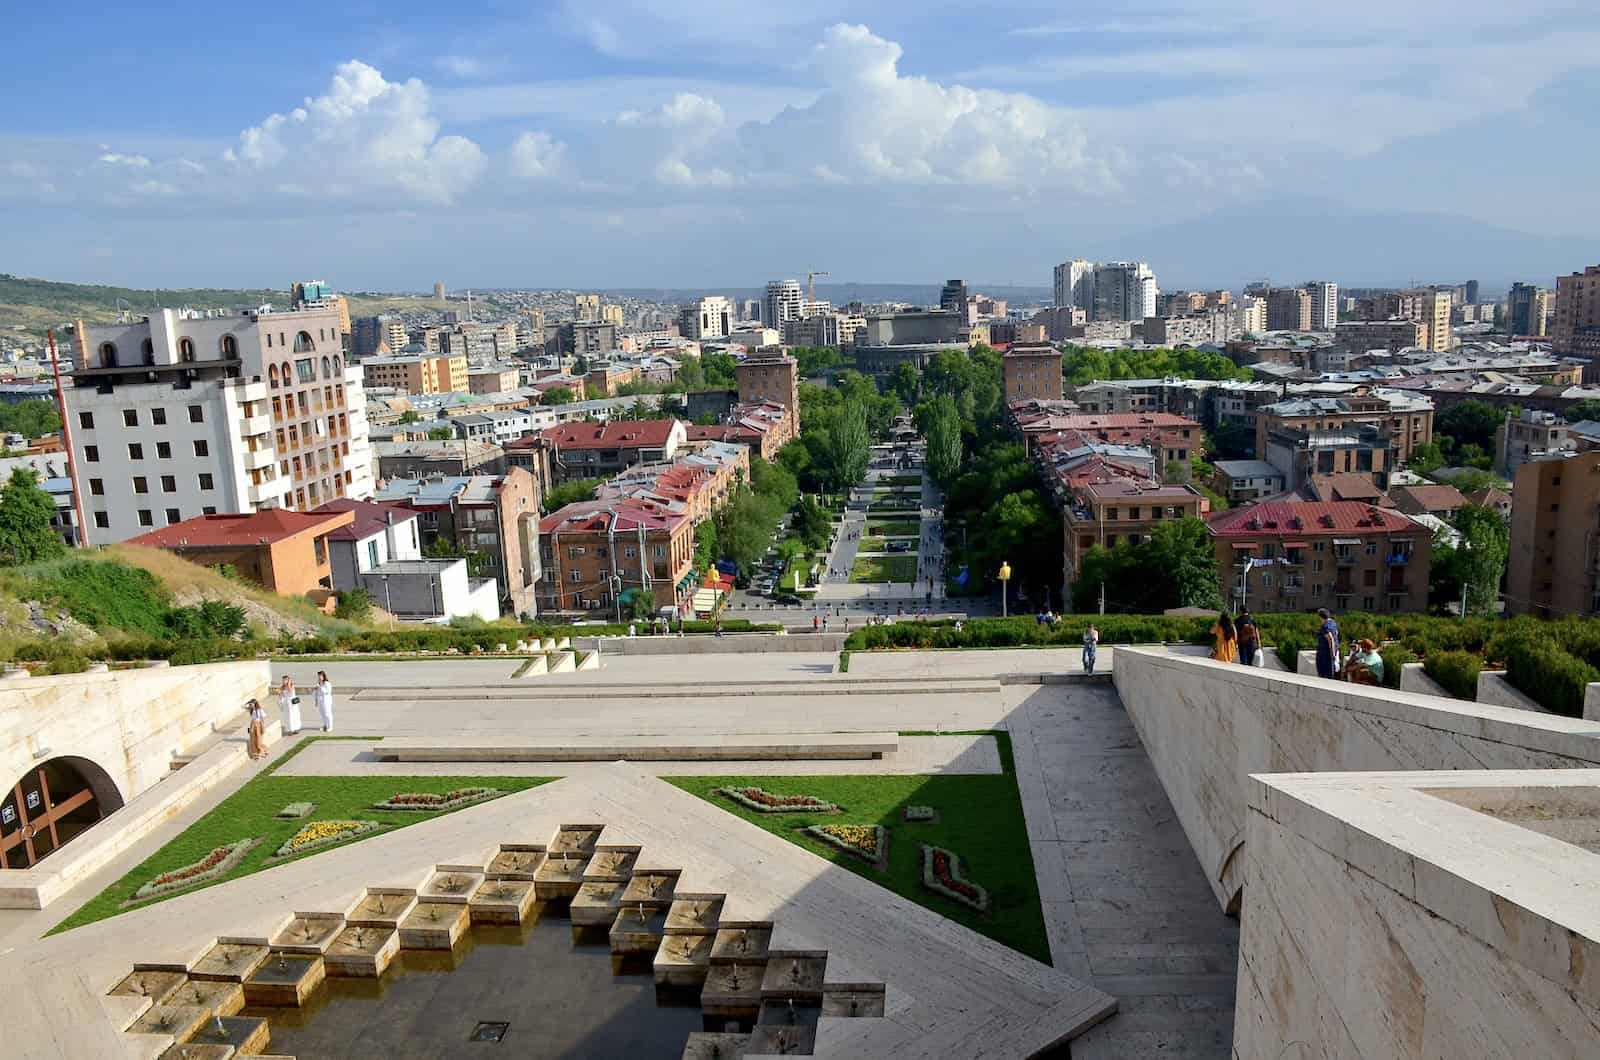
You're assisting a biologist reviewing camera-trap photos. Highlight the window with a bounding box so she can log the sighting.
[88,478,104,496]
[1363,596,1375,610]
[160,475,176,492]
[321,356,331,378]
[128,443,143,460]
[266,332,273,349]
[188,404,204,423]
[296,358,316,383]
[137,509,153,527]
[123,409,138,427]
[1311,559,1324,573]
[178,338,195,362]
[84,445,98,462]
[269,363,279,387]
[202,506,216,515]
[624,546,637,558]
[198,473,214,491]
[313,537,326,564]
[78,411,94,430]
[152,407,167,426]
[1106,508,1119,520]
[653,544,666,559]
[193,440,209,457]
[221,335,238,358]
[156,441,171,459]
[294,331,315,353]
[133,477,148,494]
[140,338,154,364]
[165,508,180,524]
[1365,542,1378,555]
[367,541,379,569]
[98,343,117,368]
[569,569,583,583]
[281,361,291,383]
[94,511,109,529]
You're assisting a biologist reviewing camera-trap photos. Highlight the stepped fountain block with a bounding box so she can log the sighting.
[549,825,602,854]
[269,914,344,955]
[653,932,714,988]
[468,879,538,925]
[549,651,576,673]
[323,925,400,978]
[518,654,548,677]
[700,960,766,1020]
[576,650,600,671]
[570,880,626,927]
[532,849,590,899]
[179,1014,271,1054]
[710,924,771,963]
[583,846,638,882]
[110,969,186,1006]
[243,953,324,1007]
[609,903,668,955]
[665,896,723,935]
[127,1004,209,1040]
[189,942,269,984]
[540,637,556,652]
[555,636,571,650]
[158,1043,232,1060]
[167,978,245,1018]
[486,845,546,880]
[620,871,677,908]
[419,870,483,905]
[747,1022,816,1056]
[345,889,416,928]
[398,901,469,950]
[760,955,826,1001]
[822,984,887,1019]
[681,1032,752,1060]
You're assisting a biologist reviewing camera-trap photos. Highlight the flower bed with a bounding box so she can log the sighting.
[920,844,990,913]
[715,786,840,814]
[902,805,937,823]
[372,787,502,812]
[131,839,258,902]
[274,819,382,858]
[805,824,888,870]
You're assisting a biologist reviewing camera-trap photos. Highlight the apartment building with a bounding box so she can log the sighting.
[595,442,748,526]
[584,361,641,397]
[678,296,733,340]
[1058,471,1208,597]
[67,305,373,544]
[1254,389,1434,465]
[1335,319,1427,353]
[1497,408,1572,479]
[538,498,696,614]
[466,364,520,395]
[735,350,799,417]
[351,314,408,358]
[1265,288,1313,331]
[1092,262,1157,322]
[1210,460,1287,502]
[360,352,467,395]
[374,467,541,617]
[540,419,688,482]
[451,409,535,446]
[1553,265,1600,371]
[128,507,355,596]
[763,280,804,327]
[1507,282,1552,338]
[313,498,499,622]
[1208,501,1432,614]
[1262,424,1394,491]
[1002,344,1064,402]
[1508,451,1600,617]
[1307,281,1338,331]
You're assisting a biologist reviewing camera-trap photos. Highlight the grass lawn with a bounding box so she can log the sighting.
[851,555,919,583]
[865,520,921,536]
[50,738,553,934]
[878,474,923,486]
[667,733,1049,964]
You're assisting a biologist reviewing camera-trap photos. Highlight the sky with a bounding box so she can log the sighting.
[3,0,1598,293]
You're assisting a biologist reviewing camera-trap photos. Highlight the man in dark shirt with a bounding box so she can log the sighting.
[1315,608,1340,679]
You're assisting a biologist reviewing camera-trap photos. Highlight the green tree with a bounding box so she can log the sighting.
[825,403,870,492]
[397,410,421,424]
[792,346,843,377]
[1436,400,1502,457]
[0,468,64,565]
[540,387,575,406]
[924,394,964,485]
[541,477,607,513]
[333,587,374,622]
[1409,441,1444,474]
[1564,399,1600,423]
[692,518,718,574]
[0,399,62,439]
[1071,517,1221,613]
[792,495,831,550]
[889,361,920,406]
[426,427,453,440]
[1454,504,1510,615]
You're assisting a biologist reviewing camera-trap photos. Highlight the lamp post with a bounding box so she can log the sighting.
[380,575,393,629]
[998,561,1012,618]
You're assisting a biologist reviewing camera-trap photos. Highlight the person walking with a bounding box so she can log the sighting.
[1209,612,1238,663]
[244,698,268,760]
[1235,609,1260,667]
[1082,623,1100,674]
[277,674,302,736]
[314,670,335,732]
[1315,608,1340,680]
[813,613,820,632]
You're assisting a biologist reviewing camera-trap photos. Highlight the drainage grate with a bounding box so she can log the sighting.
[469,1021,510,1043]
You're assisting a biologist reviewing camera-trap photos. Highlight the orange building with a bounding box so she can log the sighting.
[538,498,696,614]
[127,508,355,596]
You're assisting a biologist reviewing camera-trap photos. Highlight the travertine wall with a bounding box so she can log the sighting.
[0,661,270,803]
[1112,648,1600,911]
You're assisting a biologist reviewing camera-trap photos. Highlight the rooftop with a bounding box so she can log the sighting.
[127,508,352,549]
[540,419,682,449]
[1208,500,1419,536]
[311,498,418,541]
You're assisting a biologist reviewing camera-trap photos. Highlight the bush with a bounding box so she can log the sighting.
[1503,638,1599,718]
[14,560,172,636]
[333,587,374,623]
[44,654,89,675]
[1379,645,1417,690]
[166,600,247,640]
[1424,651,1482,701]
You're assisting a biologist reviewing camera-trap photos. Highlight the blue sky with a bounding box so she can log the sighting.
[4,1,1598,292]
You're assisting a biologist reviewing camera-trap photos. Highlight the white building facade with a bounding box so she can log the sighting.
[1093,262,1158,322]
[678,296,733,340]
[1053,258,1095,312]
[762,280,804,327]
[66,305,373,545]
[1307,281,1339,331]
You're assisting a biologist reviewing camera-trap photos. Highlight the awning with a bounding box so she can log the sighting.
[1230,543,1255,550]
[1332,538,1361,546]
[1282,541,1309,548]
[675,571,695,590]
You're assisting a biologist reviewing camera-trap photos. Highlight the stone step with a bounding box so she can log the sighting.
[373,731,899,763]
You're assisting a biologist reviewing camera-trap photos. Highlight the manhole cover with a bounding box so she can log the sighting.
[469,1021,510,1043]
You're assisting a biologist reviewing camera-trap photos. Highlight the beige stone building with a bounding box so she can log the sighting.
[1001,343,1063,402]
[1554,264,1600,371]
[735,350,799,421]
[1508,451,1600,617]
[361,352,468,395]
[1335,319,1426,352]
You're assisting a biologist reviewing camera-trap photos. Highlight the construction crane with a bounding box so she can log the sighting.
[807,270,830,309]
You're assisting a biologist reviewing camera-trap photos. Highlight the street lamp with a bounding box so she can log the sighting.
[998,561,1012,618]
[380,574,393,629]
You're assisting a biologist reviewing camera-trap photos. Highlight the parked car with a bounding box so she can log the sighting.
[773,593,802,605]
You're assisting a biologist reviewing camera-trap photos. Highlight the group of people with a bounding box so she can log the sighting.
[1206,607,1385,685]
[242,671,335,760]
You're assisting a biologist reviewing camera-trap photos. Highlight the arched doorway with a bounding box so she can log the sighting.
[0,757,123,869]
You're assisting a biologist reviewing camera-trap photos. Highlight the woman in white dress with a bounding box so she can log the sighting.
[277,674,302,735]
[315,671,334,732]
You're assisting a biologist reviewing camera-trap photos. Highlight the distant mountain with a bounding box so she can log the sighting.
[1110,197,1595,297]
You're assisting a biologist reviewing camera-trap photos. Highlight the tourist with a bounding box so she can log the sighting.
[1235,609,1260,667]
[813,614,820,632]
[1082,623,1099,674]
[1344,639,1384,686]
[714,616,723,638]
[314,670,335,732]
[1315,609,1340,680]
[277,674,302,736]
[244,698,267,760]
[1210,612,1238,664]
[822,616,829,632]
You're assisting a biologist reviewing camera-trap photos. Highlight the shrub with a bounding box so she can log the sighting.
[1424,650,1481,701]
[14,560,171,636]
[1503,639,1599,718]
[44,653,89,675]
[166,600,247,640]
[1379,645,1417,690]
[333,587,374,623]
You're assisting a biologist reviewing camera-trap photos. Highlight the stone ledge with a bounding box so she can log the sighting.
[373,732,900,763]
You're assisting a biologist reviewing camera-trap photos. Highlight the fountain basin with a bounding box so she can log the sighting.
[681,1031,753,1059]
[110,969,186,1006]
[189,942,269,984]
[324,925,401,978]
[548,826,601,855]
[398,901,469,950]
[582,846,638,882]
[126,1004,210,1040]
[345,888,416,928]
[570,881,626,927]
[486,845,545,880]
[169,979,245,1018]
[419,870,483,905]
[822,985,887,1019]
[747,1023,815,1056]
[531,851,590,899]
[710,924,772,963]
[665,896,724,935]
[468,879,538,925]
[157,1043,233,1060]
[700,960,766,1019]
[269,914,344,955]
[179,1014,271,1054]
[608,904,668,955]
[242,954,325,1007]
[653,933,713,988]
[619,872,677,908]
[760,956,826,1001]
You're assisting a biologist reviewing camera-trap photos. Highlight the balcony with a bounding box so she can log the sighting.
[240,413,272,437]
[1334,553,1358,566]
[241,446,275,471]
[1384,552,1413,565]
[248,476,291,505]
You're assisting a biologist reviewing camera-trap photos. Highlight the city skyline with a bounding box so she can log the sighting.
[4,2,1598,290]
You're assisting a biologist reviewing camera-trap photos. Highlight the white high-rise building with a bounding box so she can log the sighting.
[1053,259,1095,312]
[678,295,733,340]
[66,305,374,545]
[1307,281,1339,331]
[1092,262,1158,322]
[763,280,804,327]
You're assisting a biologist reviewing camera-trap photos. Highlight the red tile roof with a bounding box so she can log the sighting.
[685,424,762,443]
[539,497,689,534]
[1208,501,1419,537]
[128,508,353,549]
[539,419,681,449]
[1391,483,1467,511]
[311,498,418,541]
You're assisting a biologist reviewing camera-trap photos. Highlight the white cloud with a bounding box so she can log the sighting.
[509,131,568,178]
[97,152,150,168]
[224,60,485,205]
